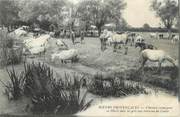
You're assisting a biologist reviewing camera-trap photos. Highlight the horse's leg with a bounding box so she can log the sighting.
[61,60,64,64]
[113,42,117,52]
[138,58,147,72]
[100,39,103,51]
[157,61,162,74]
[123,44,128,55]
[102,39,105,51]
[130,39,133,46]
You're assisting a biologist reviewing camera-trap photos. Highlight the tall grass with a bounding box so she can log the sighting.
[53,72,86,91]
[0,29,23,67]
[24,62,92,114]
[23,62,54,97]
[31,87,93,114]
[0,66,25,100]
[88,73,147,97]
[0,61,93,114]
[127,67,178,93]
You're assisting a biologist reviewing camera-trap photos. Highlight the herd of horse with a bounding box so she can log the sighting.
[5,25,178,74]
[99,30,178,73]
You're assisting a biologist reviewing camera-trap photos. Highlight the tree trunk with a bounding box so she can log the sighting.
[98,27,101,37]
[168,29,172,40]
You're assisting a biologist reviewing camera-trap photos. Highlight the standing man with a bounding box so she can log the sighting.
[71,30,76,45]
[100,29,109,51]
[80,30,85,44]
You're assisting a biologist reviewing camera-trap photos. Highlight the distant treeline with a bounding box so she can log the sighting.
[120,27,179,33]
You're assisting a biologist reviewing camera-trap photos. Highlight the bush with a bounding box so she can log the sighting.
[0,61,93,114]
[88,73,147,97]
[127,67,178,93]
[23,62,92,114]
[1,62,92,114]
[23,62,54,97]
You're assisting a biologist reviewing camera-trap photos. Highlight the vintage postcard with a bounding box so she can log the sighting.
[0,0,179,116]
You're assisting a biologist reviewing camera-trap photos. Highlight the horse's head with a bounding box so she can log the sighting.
[174,59,179,67]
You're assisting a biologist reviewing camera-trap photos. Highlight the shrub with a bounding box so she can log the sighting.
[22,62,92,114]
[126,67,178,93]
[53,72,85,91]
[88,73,147,97]
[23,62,54,96]
[1,61,93,114]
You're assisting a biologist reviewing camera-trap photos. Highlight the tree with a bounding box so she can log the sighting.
[0,0,19,31]
[143,23,150,29]
[151,0,178,39]
[116,18,129,30]
[77,0,126,36]
[18,0,67,30]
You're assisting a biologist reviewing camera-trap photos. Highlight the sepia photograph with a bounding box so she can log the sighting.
[0,0,179,116]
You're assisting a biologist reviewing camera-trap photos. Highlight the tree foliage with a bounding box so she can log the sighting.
[18,0,67,30]
[0,0,19,27]
[143,23,150,29]
[0,0,127,32]
[151,0,178,29]
[77,0,126,35]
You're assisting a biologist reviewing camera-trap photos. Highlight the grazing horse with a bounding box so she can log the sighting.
[135,42,157,51]
[111,33,128,54]
[139,49,178,73]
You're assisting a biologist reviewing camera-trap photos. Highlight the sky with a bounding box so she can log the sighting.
[71,0,163,27]
[122,0,161,27]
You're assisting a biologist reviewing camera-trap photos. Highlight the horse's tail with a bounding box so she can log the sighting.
[166,55,177,67]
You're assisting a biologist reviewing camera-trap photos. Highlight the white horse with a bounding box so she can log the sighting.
[111,32,129,54]
[171,35,179,44]
[139,49,178,73]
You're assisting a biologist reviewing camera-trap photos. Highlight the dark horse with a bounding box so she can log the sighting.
[135,42,157,51]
